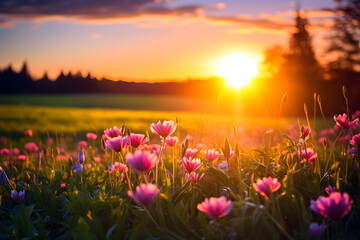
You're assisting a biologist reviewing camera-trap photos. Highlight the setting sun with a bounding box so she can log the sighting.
[217,54,260,89]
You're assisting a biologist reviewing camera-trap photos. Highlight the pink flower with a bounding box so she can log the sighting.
[150,120,176,139]
[25,142,39,152]
[185,172,204,184]
[301,148,318,164]
[47,138,54,145]
[309,223,326,239]
[352,110,360,120]
[128,183,159,205]
[0,148,9,156]
[85,163,92,170]
[94,157,101,163]
[165,136,178,147]
[253,177,281,199]
[185,148,198,158]
[350,133,360,146]
[300,126,311,141]
[110,162,128,174]
[334,114,359,129]
[197,196,233,219]
[104,126,122,140]
[182,157,202,173]
[126,150,158,172]
[310,192,353,220]
[325,185,336,195]
[78,141,87,148]
[129,133,148,148]
[24,129,33,137]
[106,136,128,152]
[204,149,220,162]
[86,132,97,140]
[11,190,25,204]
[11,148,19,155]
[60,183,66,189]
[18,155,26,162]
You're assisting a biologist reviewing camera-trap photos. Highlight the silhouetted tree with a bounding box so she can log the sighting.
[327,0,360,71]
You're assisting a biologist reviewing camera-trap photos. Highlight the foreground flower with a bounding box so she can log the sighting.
[11,190,25,204]
[185,172,204,184]
[253,177,281,199]
[301,148,318,164]
[204,149,220,162]
[24,129,33,137]
[197,196,233,219]
[128,183,159,205]
[325,185,336,195]
[150,120,176,139]
[309,223,326,239]
[129,133,148,148]
[106,136,128,152]
[350,133,360,146]
[185,148,198,158]
[0,148,9,156]
[182,157,202,173]
[310,192,353,221]
[165,136,178,147]
[126,150,158,172]
[104,126,122,140]
[300,126,311,141]
[334,113,359,129]
[25,142,39,152]
[110,162,128,174]
[86,132,97,140]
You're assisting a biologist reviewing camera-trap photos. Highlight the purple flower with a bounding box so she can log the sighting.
[106,136,128,152]
[128,183,159,205]
[72,163,83,172]
[348,148,357,155]
[0,168,7,183]
[310,192,353,220]
[309,223,326,239]
[11,190,25,204]
[325,185,336,195]
[78,150,85,164]
[197,196,233,219]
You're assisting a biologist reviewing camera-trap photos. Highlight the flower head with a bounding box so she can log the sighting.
[165,136,178,147]
[185,148,198,158]
[185,172,204,184]
[182,157,202,173]
[309,223,326,239]
[310,192,353,221]
[104,126,122,140]
[197,196,233,219]
[11,190,25,204]
[350,133,360,146]
[72,163,83,172]
[253,177,281,199]
[150,120,176,139]
[128,183,159,205]
[334,114,359,129]
[110,162,128,174]
[301,148,318,164]
[129,133,148,148]
[18,155,26,162]
[60,183,66,189]
[323,185,335,195]
[11,148,19,155]
[78,150,85,164]
[106,136,129,152]
[86,132,97,140]
[300,126,311,141]
[204,149,220,162]
[25,142,39,152]
[126,150,158,172]
[24,129,33,137]
[0,148,9,156]
[0,168,7,183]
[78,141,87,148]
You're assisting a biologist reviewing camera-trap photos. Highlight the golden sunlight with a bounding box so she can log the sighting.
[217,54,259,89]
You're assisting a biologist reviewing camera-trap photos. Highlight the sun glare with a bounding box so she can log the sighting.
[217,54,259,89]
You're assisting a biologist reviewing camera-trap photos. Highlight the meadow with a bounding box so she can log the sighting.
[0,94,359,239]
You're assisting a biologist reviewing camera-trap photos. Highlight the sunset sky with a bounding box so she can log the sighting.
[0,0,335,81]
